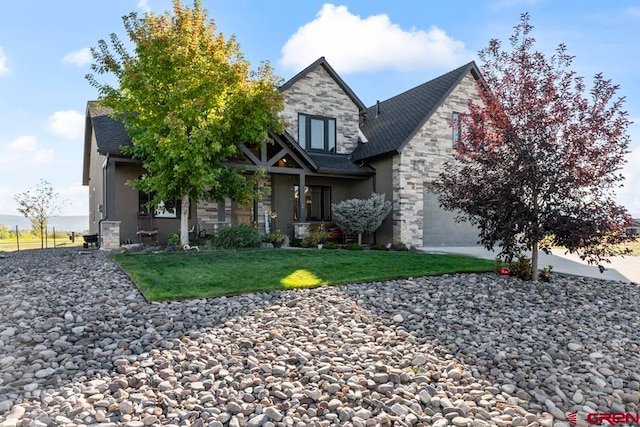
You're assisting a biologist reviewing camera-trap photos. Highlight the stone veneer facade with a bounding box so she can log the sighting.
[100,220,121,250]
[282,66,360,154]
[392,72,481,247]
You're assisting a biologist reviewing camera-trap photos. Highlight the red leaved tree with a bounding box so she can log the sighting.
[434,13,633,281]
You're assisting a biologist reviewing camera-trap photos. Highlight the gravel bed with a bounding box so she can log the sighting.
[0,248,639,427]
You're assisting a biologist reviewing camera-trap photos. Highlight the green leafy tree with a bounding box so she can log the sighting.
[332,193,392,244]
[433,14,632,281]
[87,0,285,245]
[0,224,10,239]
[14,180,65,249]
[31,218,47,239]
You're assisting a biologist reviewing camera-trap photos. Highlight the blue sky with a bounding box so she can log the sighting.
[1,0,639,216]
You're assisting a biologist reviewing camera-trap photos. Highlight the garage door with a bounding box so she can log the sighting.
[423,188,480,246]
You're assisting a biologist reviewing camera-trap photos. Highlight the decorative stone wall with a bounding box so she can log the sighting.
[392,72,481,247]
[100,221,121,250]
[282,65,360,154]
[197,199,232,233]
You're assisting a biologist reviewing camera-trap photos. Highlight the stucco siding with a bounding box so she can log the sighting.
[369,157,394,244]
[88,132,105,235]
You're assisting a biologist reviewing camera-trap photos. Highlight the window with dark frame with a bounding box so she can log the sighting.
[452,111,468,149]
[138,191,180,219]
[293,185,331,221]
[298,113,336,152]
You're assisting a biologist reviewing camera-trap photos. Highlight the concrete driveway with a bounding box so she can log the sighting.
[419,246,639,283]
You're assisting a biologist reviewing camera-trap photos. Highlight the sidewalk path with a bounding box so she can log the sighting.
[419,246,639,283]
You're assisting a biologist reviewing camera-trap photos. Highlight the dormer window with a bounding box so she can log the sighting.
[298,113,336,152]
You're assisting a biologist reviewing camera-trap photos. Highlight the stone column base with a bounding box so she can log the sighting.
[293,223,310,239]
[101,221,121,250]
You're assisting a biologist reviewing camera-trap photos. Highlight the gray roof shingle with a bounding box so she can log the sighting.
[308,152,375,176]
[352,62,480,162]
[87,103,132,156]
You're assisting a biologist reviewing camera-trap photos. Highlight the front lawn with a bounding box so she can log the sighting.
[111,248,495,301]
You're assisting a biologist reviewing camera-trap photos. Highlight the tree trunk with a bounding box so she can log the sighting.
[40,223,44,249]
[180,194,190,247]
[531,240,539,282]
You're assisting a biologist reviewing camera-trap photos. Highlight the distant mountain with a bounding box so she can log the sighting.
[0,215,89,232]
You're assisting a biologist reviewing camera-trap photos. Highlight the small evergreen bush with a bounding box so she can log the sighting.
[322,242,339,250]
[372,243,390,251]
[289,238,303,248]
[390,242,408,251]
[213,224,261,249]
[332,193,392,244]
[508,254,532,280]
[345,243,363,251]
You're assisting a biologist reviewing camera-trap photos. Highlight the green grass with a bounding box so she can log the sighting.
[0,238,82,252]
[111,248,495,301]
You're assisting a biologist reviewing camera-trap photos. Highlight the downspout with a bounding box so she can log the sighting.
[98,153,109,248]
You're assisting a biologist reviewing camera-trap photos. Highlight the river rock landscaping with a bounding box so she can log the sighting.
[0,248,639,426]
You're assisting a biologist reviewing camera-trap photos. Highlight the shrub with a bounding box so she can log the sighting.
[345,243,363,251]
[539,265,554,282]
[372,243,390,251]
[263,230,287,244]
[289,238,303,248]
[322,242,339,250]
[167,233,180,247]
[308,226,330,245]
[332,193,392,244]
[213,224,261,249]
[390,242,408,251]
[508,254,532,280]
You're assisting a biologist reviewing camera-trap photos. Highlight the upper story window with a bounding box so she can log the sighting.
[298,113,336,152]
[452,111,468,149]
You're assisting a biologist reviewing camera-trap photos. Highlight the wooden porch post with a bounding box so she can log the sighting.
[299,173,306,222]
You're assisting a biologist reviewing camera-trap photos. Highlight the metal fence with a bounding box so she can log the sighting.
[1,226,81,251]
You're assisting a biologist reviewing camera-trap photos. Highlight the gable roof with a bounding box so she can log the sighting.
[279,57,367,112]
[87,102,132,156]
[352,61,482,162]
[82,102,133,185]
[274,132,374,177]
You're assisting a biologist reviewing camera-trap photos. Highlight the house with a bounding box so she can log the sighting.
[82,57,484,249]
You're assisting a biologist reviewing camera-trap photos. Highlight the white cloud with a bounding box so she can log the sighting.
[58,184,89,216]
[0,46,9,76]
[0,187,17,215]
[137,0,151,12]
[8,135,37,152]
[490,0,543,10]
[628,7,640,17]
[32,149,55,165]
[48,110,84,140]
[1,136,37,167]
[62,48,92,66]
[279,4,472,74]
